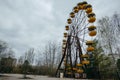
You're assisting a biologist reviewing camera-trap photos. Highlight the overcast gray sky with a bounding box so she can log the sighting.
[0,0,120,57]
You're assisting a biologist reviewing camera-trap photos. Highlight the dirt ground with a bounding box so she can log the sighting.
[0,74,93,80]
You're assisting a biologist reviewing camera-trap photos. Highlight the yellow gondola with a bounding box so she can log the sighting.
[88,17,96,23]
[86,8,92,14]
[77,2,83,10]
[86,40,94,45]
[70,12,75,18]
[88,12,95,18]
[64,33,67,37]
[89,30,97,36]
[67,72,72,74]
[76,63,83,67]
[88,25,96,31]
[87,13,96,23]
[73,68,77,71]
[62,46,65,50]
[67,18,72,24]
[66,64,70,66]
[77,69,84,73]
[85,4,92,14]
[78,4,85,10]
[67,67,71,70]
[73,6,79,13]
[77,1,87,10]
[63,39,67,42]
[82,60,90,65]
[81,54,89,58]
[63,42,66,45]
[65,26,69,30]
[87,46,94,51]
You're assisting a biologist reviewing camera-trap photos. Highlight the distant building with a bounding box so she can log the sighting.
[0,56,17,73]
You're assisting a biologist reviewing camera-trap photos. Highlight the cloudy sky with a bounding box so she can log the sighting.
[0,0,120,57]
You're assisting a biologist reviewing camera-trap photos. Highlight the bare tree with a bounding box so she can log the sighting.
[0,40,8,58]
[18,56,24,65]
[45,42,62,68]
[111,13,120,54]
[97,13,120,56]
[36,41,62,76]
[18,48,35,78]
[18,48,35,66]
[24,48,35,65]
[97,13,120,79]
[43,42,57,68]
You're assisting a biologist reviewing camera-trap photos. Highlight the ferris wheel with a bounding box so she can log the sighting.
[56,1,96,78]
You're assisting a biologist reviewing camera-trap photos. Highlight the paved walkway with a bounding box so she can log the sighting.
[0,74,93,80]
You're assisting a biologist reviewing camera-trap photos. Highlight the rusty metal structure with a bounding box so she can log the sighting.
[56,1,96,78]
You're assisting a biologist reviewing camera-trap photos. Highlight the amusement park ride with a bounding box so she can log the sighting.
[56,1,97,79]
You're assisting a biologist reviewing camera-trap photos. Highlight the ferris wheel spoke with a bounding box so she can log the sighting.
[76,12,86,28]
[78,21,89,31]
[77,15,86,27]
[76,27,88,34]
[78,37,87,43]
[82,46,87,53]
[79,30,89,36]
